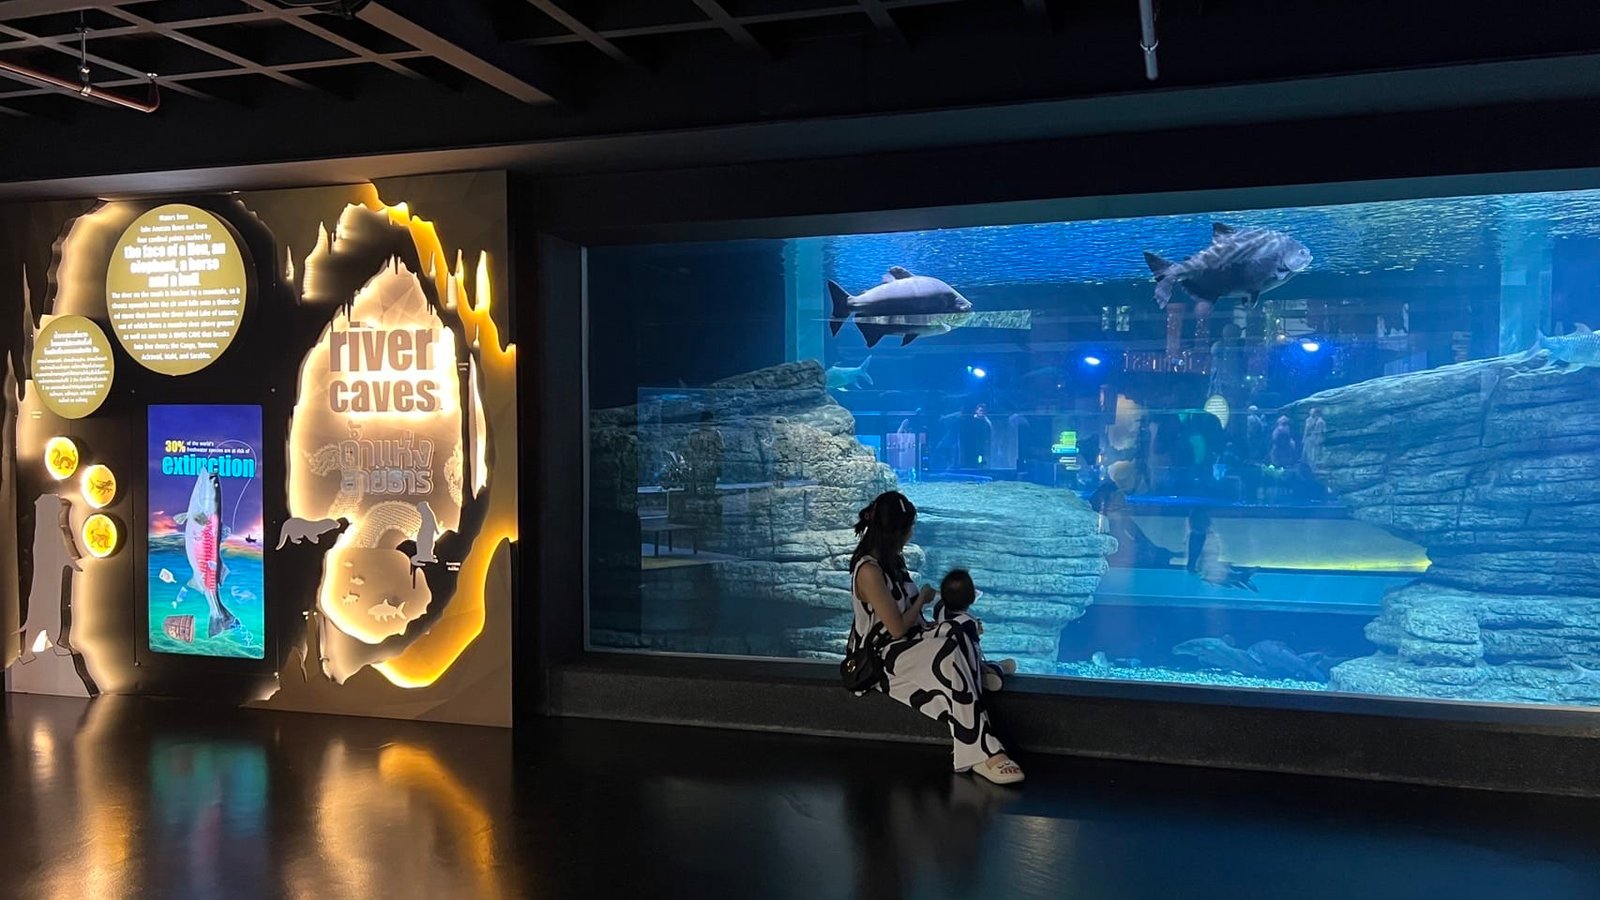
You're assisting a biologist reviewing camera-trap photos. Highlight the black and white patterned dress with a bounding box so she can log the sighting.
[932,603,1001,683]
[847,556,1006,771]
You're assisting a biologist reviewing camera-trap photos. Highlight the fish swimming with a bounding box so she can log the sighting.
[174,471,238,639]
[1172,636,1270,677]
[827,267,974,348]
[1247,640,1327,683]
[825,356,874,391]
[1530,324,1600,368]
[1145,223,1312,310]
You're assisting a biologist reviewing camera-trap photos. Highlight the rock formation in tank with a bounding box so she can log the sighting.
[1291,351,1600,704]
[590,360,902,657]
[903,481,1117,671]
[589,360,1117,669]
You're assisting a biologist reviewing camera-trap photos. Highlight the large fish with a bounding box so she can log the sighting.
[1531,324,1600,368]
[1172,636,1270,677]
[1247,640,1327,683]
[175,471,239,638]
[827,267,974,348]
[1145,223,1312,310]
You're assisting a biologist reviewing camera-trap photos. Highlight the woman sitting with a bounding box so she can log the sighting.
[844,490,1024,785]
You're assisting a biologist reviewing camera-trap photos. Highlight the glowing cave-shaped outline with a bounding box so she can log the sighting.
[288,195,518,690]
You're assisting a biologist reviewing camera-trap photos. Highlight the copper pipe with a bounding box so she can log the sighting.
[0,59,160,113]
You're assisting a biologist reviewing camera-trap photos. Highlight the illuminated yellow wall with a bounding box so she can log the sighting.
[2,173,518,727]
[258,179,518,724]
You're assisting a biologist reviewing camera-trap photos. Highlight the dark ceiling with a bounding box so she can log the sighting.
[3,0,1600,195]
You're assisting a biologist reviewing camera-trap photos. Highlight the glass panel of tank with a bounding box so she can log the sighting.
[587,188,1600,710]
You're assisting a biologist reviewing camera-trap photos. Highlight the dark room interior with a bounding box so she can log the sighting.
[5,2,1600,898]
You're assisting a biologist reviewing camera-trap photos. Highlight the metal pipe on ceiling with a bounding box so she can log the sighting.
[1138,0,1159,80]
[0,59,161,113]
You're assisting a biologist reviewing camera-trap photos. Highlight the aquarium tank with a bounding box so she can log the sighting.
[586,186,1600,712]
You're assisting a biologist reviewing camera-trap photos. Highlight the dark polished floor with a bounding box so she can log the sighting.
[4,693,1600,900]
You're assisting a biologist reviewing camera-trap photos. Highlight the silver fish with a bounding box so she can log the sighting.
[825,356,873,391]
[1145,223,1312,310]
[1533,324,1600,367]
[173,471,238,638]
[827,267,974,348]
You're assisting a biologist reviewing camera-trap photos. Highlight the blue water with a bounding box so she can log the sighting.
[147,534,266,659]
[586,178,1600,710]
[825,188,1600,288]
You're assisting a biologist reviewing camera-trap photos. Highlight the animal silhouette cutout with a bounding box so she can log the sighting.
[368,597,406,622]
[410,501,439,567]
[276,517,342,550]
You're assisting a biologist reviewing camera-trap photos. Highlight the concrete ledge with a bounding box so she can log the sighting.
[542,654,1600,797]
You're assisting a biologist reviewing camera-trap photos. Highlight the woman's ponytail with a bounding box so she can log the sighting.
[849,490,917,572]
[853,500,877,537]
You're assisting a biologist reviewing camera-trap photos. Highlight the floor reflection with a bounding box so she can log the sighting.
[845,770,1020,898]
[7,694,1600,900]
[149,737,269,898]
[4,694,514,900]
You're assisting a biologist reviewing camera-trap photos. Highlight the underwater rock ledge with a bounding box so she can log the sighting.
[1291,351,1600,705]
[903,481,1116,664]
[590,361,899,657]
[589,360,1118,666]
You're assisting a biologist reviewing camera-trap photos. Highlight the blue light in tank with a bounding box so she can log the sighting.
[966,365,988,379]
[1299,339,1322,353]
[1083,355,1103,367]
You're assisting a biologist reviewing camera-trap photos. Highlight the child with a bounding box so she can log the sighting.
[933,569,1018,692]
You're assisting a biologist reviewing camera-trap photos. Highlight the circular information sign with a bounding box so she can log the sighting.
[106,204,249,376]
[32,316,115,419]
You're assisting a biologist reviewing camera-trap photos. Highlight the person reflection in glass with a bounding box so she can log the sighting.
[1090,479,1177,568]
[684,410,724,495]
[958,403,992,469]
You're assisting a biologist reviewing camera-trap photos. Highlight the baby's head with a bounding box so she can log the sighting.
[940,569,978,614]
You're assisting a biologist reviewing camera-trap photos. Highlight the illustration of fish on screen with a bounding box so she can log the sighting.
[146,404,267,659]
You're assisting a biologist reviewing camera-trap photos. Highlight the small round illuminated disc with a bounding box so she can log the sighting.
[32,315,114,419]
[81,464,117,509]
[82,514,119,559]
[45,436,79,481]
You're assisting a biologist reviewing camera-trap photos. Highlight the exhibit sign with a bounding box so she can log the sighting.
[31,315,115,418]
[147,405,266,659]
[107,204,249,376]
[290,258,464,648]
